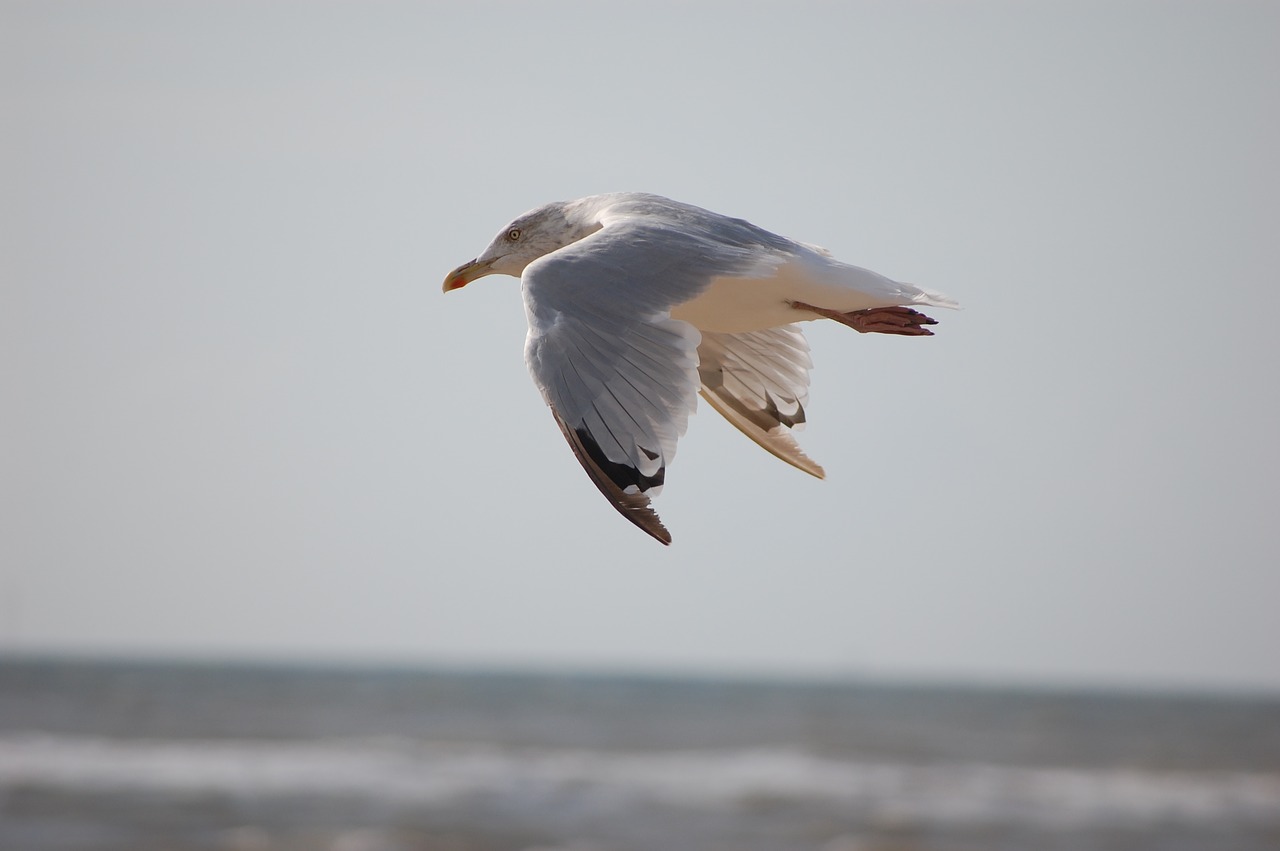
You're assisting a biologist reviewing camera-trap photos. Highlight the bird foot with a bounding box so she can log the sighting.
[790,302,938,336]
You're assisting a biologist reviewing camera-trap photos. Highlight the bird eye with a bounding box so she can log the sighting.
[506,228,521,241]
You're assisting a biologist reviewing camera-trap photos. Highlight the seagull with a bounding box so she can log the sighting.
[443,193,956,545]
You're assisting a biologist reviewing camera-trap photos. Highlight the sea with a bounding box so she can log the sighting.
[0,659,1277,851]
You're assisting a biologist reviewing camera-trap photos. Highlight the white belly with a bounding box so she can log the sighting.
[670,258,908,334]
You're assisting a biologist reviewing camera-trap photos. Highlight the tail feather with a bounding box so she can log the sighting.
[908,286,960,310]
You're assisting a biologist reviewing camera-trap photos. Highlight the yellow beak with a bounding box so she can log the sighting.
[442,258,492,292]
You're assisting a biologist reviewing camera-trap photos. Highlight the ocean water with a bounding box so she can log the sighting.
[0,660,1277,851]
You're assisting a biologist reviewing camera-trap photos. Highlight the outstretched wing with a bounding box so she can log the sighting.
[697,325,824,479]
[522,215,791,544]
[529,311,699,545]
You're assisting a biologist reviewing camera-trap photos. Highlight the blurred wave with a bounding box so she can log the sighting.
[3,733,1277,828]
[3,660,1278,850]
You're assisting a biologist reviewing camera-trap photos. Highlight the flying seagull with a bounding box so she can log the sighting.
[443,193,956,545]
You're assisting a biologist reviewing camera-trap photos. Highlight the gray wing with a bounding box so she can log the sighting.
[697,325,825,479]
[522,217,790,545]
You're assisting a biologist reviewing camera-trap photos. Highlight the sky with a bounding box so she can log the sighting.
[2,1,1278,693]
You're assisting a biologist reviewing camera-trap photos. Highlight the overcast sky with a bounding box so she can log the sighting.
[3,1,1278,692]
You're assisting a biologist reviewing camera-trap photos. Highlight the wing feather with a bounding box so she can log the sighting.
[697,325,825,479]
[550,409,671,545]
[522,215,785,543]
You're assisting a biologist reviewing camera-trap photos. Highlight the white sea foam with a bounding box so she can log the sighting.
[1,734,1276,827]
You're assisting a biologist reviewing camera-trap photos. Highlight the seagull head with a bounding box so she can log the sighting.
[443,200,602,292]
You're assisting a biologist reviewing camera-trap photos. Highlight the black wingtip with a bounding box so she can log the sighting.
[550,411,673,545]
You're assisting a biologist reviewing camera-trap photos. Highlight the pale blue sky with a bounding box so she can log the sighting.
[3,1,1278,691]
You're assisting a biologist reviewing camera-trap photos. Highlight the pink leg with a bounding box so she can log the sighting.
[790,301,938,336]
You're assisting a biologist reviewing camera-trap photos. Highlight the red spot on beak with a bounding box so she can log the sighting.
[442,259,481,293]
